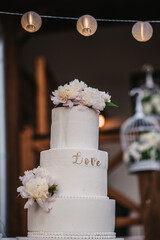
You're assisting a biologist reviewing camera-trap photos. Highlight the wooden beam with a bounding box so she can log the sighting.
[116,216,142,227]
[35,57,49,135]
[108,186,141,213]
[33,138,50,152]
[99,132,120,143]
[19,127,37,173]
[138,171,160,240]
[108,151,123,173]
[2,18,22,237]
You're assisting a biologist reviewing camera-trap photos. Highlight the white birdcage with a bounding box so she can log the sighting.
[120,88,160,173]
[140,64,160,119]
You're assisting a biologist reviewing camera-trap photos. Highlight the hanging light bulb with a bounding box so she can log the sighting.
[21,11,42,33]
[76,15,97,36]
[132,21,153,42]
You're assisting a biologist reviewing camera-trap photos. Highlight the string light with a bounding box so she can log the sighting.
[0,10,159,41]
[76,15,97,36]
[21,11,42,32]
[132,21,153,42]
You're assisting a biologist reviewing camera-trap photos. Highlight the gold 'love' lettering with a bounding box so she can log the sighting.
[85,158,89,165]
[72,152,83,165]
[72,152,101,167]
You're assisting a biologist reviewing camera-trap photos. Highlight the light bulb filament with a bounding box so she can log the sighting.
[82,27,91,35]
[26,12,36,31]
[82,17,92,35]
[141,22,144,41]
[83,18,89,28]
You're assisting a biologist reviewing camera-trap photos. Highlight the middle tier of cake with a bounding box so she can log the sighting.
[40,148,108,196]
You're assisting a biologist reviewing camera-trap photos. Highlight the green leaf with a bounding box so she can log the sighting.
[106,102,118,107]
[17,193,21,198]
[49,184,57,196]
[142,95,151,102]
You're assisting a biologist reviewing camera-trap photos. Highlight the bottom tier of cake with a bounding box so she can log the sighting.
[27,197,116,239]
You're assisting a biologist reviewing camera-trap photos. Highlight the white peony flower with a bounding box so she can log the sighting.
[19,170,34,186]
[69,79,87,91]
[80,87,106,111]
[100,91,111,103]
[128,142,138,153]
[137,142,151,152]
[151,94,160,105]
[26,177,49,200]
[17,167,57,212]
[57,79,87,102]
[143,102,152,114]
[140,132,160,146]
[33,166,47,178]
[125,142,141,162]
[58,84,79,100]
[129,149,141,161]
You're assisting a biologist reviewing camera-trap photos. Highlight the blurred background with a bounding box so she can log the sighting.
[1,1,160,239]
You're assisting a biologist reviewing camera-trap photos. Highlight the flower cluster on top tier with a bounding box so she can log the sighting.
[17,167,57,212]
[123,132,160,165]
[51,79,115,112]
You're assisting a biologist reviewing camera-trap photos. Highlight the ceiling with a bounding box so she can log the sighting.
[0,0,160,32]
[0,1,158,18]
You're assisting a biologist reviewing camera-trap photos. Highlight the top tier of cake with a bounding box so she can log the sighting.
[50,106,99,149]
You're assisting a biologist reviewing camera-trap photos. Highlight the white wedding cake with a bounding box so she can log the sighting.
[17,79,123,240]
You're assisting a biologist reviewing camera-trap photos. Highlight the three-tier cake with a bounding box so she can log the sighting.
[17,79,123,240]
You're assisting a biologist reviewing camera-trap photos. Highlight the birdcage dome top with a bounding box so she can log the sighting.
[140,64,160,118]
